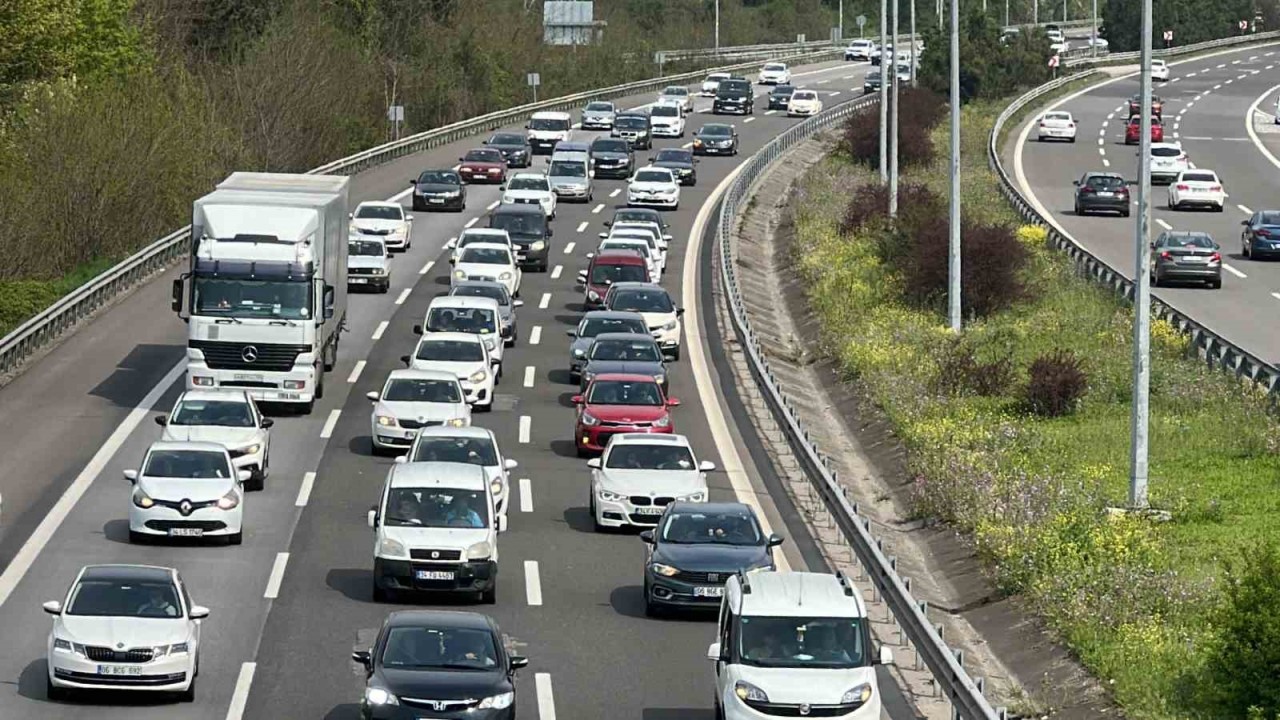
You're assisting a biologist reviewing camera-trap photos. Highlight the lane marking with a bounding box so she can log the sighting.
[530,326,542,345]
[1097,137,1104,146]
[1223,263,1247,279]
[0,359,185,608]
[519,415,532,443]
[224,662,257,720]
[592,203,605,214]
[1102,158,1111,167]
[1239,204,1253,214]
[347,360,366,383]
[519,478,533,512]
[744,117,756,123]
[394,288,411,305]
[576,221,588,233]
[372,320,389,340]
[536,674,556,720]
[419,260,434,275]
[1156,218,1173,230]
[1272,292,1280,302]
[830,91,842,97]
[264,553,289,599]
[1186,71,1197,77]
[816,79,829,84]
[539,292,551,309]
[320,409,342,438]
[524,560,543,606]
[1217,63,1226,69]
[766,109,777,115]
[1214,84,1222,90]
[551,265,563,279]
[465,217,479,228]
[564,242,576,254]
[390,187,415,202]
[295,472,317,507]
[486,200,500,210]
[523,366,536,388]
[610,188,621,198]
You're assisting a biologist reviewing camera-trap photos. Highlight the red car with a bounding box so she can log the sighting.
[577,250,650,309]
[572,373,679,455]
[1125,116,1163,145]
[457,148,507,184]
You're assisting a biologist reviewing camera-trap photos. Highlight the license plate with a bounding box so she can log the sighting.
[415,570,455,581]
[694,586,725,598]
[277,392,301,400]
[350,278,368,284]
[1097,191,1113,197]
[429,198,444,204]
[98,665,143,676]
[234,373,263,382]
[169,528,203,537]
[635,507,665,515]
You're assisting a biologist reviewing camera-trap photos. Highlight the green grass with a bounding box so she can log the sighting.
[790,98,1280,717]
[0,257,121,338]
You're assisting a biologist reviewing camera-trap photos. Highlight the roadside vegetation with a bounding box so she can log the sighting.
[789,73,1280,720]
[0,0,840,337]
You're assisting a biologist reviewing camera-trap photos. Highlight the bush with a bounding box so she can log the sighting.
[1024,349,1088,417]
[837,87,945,169]
[932,337,1013,397]
[841,181,948,270]
[897,217,1029,317]
[1209,541,1280,716]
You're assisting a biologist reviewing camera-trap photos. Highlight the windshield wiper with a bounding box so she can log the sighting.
[383,515,421,525]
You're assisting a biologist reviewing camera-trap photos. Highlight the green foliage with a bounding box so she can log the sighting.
[1102,0,1260,53]
[917,4,1052,103]
[1209,542,1280,716]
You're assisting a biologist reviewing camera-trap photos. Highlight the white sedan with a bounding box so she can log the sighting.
[501,173,557,219]
[701,72,730,96]
[367,369,471,454]
[452,242,522,297]
[1151,59,1170,81]
[1168,170,1226,211]
[787,89,824,117]
[350,200,413,251]
[657,85,693,113]
[1037,111,1077,142]
[757,62,791,85]
[627,167,681,209]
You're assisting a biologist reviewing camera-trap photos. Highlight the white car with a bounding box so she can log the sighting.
[156,389,272,492]
[406,332,497,409]
[402,425,519,519]
[368,462,504,604]
[44,565,208,701]
[581,100,617,130]
[1050,41,1070,55]
[701,72,731,96]
[1168,169,1226,211]
[1085,36,1109,51]
[1046,29,1065,44]
[611,219,671,252]
[1149,142,1189,184]
[347,236,391,293]
[657,85,693,113]
[757,62,791,85]
[500,172,557,219]
[126,441,247,545]
[418,296,505,367]
[1037,111,1077,142]
[368,369,472,453]
[526,110,573,154]
[845,39,876,61]
[604,281,683,359]
[446,228,513,265]
[587,433,711,531]
[350,200,413,251]
[787,89,824,117]
[1151,59,1170,81]
[596,239,662,284]
[603,225,667,271]
[649,104,686,138]
[627,167,681,209]
[452,243,522,298]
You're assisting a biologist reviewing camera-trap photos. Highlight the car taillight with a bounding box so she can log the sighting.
[1118,186,1130,195]
[1080,186,1095,194]
[1210,252,1222,262]
[1258,229,1271,237]
[1175,184,1190,191]
[1068,122,1075,127]
[1159,251,1172,259]
[1039,121,1046,127]
[1209,185,1222,192]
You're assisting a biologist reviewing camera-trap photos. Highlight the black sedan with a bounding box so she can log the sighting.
[353,610,527,720]
[578,332,668,395]
[1073,172,1130,217]
[1150,231,1222,288]
[767,84,796,110]
[589,137,634,179]
[1241,210,1280,259]
[641,501,783,616]
[410,169,466,212]
[483,132,533,168]
[692,123,738,156]
[650,148,698,186]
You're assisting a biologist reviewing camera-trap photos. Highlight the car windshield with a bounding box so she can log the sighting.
[591,262,648,285]
[738,617,867,669]
[718,81,750,95]
[381,626,498,671]
[349,240,385,257]
[171,400,253,427]
[356,205,402,221]
[416,338,485,361]
[586,379,663,405]
[655,149,692,163]
[460,247,511,265]
[1151,147,1182,157]
[867,70,881,81]
[1163,235,1215,248]
[464,149,502,163]
[144,450,232,479]
[418,171,458,185]
[607,443,696,471]
[616,116,647,129]
[488,133,524,145]
[530,117,571,131]
[412,436,498,465]
[610,288,674,313]
[793,92,817,101]
[490,213,546,235]
[706,74,729,82]
[452,285,508,305]
[635,170,670,183]
[586,102,613,112]
[426,307,496,334]
[193,277,311,320]
[508,177,548,191]
[700,125,732,137]
[764,64,786,71]
[383,379,462,403]
[661,510,763,545]
[651,105,679,117]
[580,316,647,337]
[1183,172,1217,183]
[549,161,586,178]
[1044,113,1070,122]
[591,339,662,361]
[1086,176,1125,189]
[66,579,182,619]
[593,139,629,153]
[663,87,687,96]
[1258,212,1280,225]
[383,488,489,529]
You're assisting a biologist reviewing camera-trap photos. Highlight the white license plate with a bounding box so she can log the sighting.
[634,507,665,515]
[277,392,301,400]
[429,198,444,204]
[350,278,368,284]
[97,665,143,676]
[169,528,203,537]
[234,373,263,382]
[1097,191,1113,197]
[415,570,455,581]
[694,586,725,598]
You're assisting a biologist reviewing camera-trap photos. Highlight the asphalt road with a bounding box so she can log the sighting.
[1012,41,1280,365]
[0,58,910,720]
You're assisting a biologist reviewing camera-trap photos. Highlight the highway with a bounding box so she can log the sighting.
[0,57,906,719]
[1012,41,1280,365]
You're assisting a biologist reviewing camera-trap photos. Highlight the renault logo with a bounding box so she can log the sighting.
[179,500,193,516]
[799,704,811,716]
[241,345,259,363]
[116,643,125,649]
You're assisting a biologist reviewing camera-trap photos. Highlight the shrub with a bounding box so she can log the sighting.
[1024,349,1088,417]
[841,182,947,271]
[932,337,1013,397]
[897,87,948,132]
[837,103,880,166]
[837,87,945,169]
[897,217,1029,317]
[1209,541,1280,716]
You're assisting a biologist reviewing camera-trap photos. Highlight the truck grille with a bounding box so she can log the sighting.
[84,646,155,664]
[190,340,309,373]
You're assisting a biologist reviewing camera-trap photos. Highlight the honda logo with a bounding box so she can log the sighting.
[241,345,259,363]
[430,701,447,711]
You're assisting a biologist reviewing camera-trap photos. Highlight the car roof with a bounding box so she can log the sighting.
[80,564,175,584]
[428,295,501,310]
[451,280,511,297]
[384,368,461,384]
[549,151,590,162]
[531,111,571,120]
[413,425,496,441]
[636,165,674,175]
[386,609,495,631]
[146,440,228,454]
[509,172,548,181]
[175,389,251,404]
[609,432,691,446]
[461,228,511,241]
[730,571,867,618]
[1150,142,1182,149]
[389,461,487,490]
[1083,171,1124,179]
[592,332,658,343]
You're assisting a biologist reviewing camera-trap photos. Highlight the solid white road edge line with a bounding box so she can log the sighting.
[295,472,317,507]
[390,187,414,202]
[264,553,289,599]
[320,409,341,439]
[535,673,556,720]
[372,320,389,340]
[1244,82,1280,173]
[519,478,533,512]
[524,561,543,606]
[347,360,366,383]
[224,662,258,720]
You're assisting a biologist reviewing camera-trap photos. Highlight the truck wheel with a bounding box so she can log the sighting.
[314,363,325,401]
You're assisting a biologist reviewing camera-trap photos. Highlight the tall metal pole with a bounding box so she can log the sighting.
[1129,0,1153,509]
[1005,0,1010,28]
[879,0,888,183]
[839,0,844,41]
[1063,0,1068,22]
[715,0,720,51]
[1034,0,1038,26]
[948,0,961,331]
[910,0,917,86]
[889,0,900,218]
[1092,0,1099,56]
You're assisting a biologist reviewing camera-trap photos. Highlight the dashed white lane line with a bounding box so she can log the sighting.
[525,561,543,606]
[519,478,533,512]
[1106,112,1115,119]
[1155,218,1173,230]
[550,265,563,279]
[681,142,694,149]
[1214,83,1222,90]
[419,260,434,275]
[536,674,556,720]
[347,360,366,383]
[465,217,479,228]
[1217,63,1226,69]
[486,200,500,210]
[1186,71,1198,77]
[264,553,289,599]
[1239,204,1253,214]
[523,366,536,388]
[744,117,756,123]
[539,292,551,309]
[765,109,777,115]
[529,326,542,345]
[816,79,829,84]
[1232,59,1241,65]
[320,409,342,439]
[592,203,605,214]
[1102,158,1111,167]
[295,472,317,507]
[225,662,257,720]
[1170,77,1180,83]
[1225,79,1234,85]
[576,221,588,233]
[1098,147,1106,156]
[1097,137,1105,146]
[1223,263,1247,279]
[394,288,412,305]
[610,188,621,198]
[830,91,842,96]
[1098,128,1106,136]
[1269,64,1277,70]
[519,415,532,443]
[563,242,576,254]
[372,320,389,340]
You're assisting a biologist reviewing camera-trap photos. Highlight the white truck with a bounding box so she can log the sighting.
[172,172,349,413]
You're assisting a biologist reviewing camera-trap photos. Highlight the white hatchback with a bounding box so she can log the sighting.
[1168,169,1227,211]
[351,200,413,251]
[368,369,471,454]
[1037,111,1077,142]
[627,167,681,210]
[787,90,824,117]
[757,62,791,85]
[605,281,684,359]
[702,72,731,96]
[157,389,272,491]
[126,441,247,545]
[1151,59,1170,81]
[403,332,498,410]
[451,243,522,299]
[1148,142,1189,184]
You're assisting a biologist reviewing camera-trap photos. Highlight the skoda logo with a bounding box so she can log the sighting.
[116,643,125,649]
[430,551,440,559]
[179,500,193,516]
[707,573,719,583]
[241,345,259,363]
[799,704,811,716]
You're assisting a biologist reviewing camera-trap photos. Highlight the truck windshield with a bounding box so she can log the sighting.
[193,277,312,320]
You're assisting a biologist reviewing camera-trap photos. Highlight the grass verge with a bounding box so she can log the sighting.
[790,97,1280,717]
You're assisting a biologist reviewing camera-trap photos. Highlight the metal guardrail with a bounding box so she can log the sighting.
[1062,29,1280,65]
[717,98,1004,718]
[0,46,847,381]
[990,37,1280,395]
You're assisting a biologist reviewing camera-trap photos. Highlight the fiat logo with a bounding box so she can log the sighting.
[431,551,440,559]
[799,704,811,716]
[241,346,259,363]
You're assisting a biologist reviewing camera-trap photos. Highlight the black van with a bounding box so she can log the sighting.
[713,78,754,115]
[488,202,553,272]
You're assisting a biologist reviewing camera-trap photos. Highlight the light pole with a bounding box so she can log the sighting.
[1005,0,1010,28]
[715,0,720,51]
[1034,0,1038,26]
[948,0,961,331]
[1129,0,1154,509]
[1092,0,1099,57]
[879,0,888,183]
[1063,0,1068,22]
[910,0,917,86]
[890,0,900,217]
[839,0,844,41]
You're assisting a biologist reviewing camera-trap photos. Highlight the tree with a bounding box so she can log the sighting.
[1102,0,1257,53]
[916,2,1051,102]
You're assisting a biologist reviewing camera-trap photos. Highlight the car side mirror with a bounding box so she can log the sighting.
[504,458,519,470]
[586,458,601,468]
[237,469,251,484]
[155,415,168,426]
[1242,220,1250,226]
[1072,180,1080,186]
[367,507,379,529]
[566,329,578,337]
[588,170,596,178]
[547,227,554,237]
[640,530,655,544]
[667,397,681,407]
[572,394,585,405]
[42,601,62,615]
[352,650,373,672]
[189,605,211,620]
[604,221,613,227]
[261,418,274,429]
[510,655,529,670]
[585,252,595,259]
[699,460,716,472]
[400,355,411,365]
[767,533,785,547]
[412,324,423,335]
[498,184,506,191]
[676,308,685,316]
[124,469,138,483]
[458,156,465,162]
[394,455,408,464]
[877,645,895,666]
[410,179,418,185]
[405,215,413,222]
[445,239,457,249]
[706,642,723,662]
[598,232,608,239]
[366,391,380,402]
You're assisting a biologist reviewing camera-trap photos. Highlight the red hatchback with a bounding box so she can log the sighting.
[577,250,651,309]
[1125,116,1163,144]
[572,373,679,455]
[457,148,508,184]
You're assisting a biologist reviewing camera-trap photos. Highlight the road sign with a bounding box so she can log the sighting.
[1048,55,1059,68]
[797,33,806,43]
[387,105,404,123]
[1162,30,1173,41]
[527,72,541,87]
[856,14,867,28]
[1241,20,1249,30]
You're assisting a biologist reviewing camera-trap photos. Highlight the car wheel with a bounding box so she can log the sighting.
[1216,203,1225,213]
[1074,202,1082,216]
[644,583,662,618]
[227,531,242,546]
[590,494,606,530]
[1068,137,1076,143]
[578,443,591,459]
[1244,242,1252,258]
[480,580,497,605]
[412,200,424,212]
[1122,209,1131,217]
[477,399,493,413]
[245,469,265,492]
[128,530,148,544]
[671,345,681,361]
[372,582,390,603]
[379,281,390,295]
[1209,277,1222,289]
[314,362,325,400]
[1151,270,1161,287]
[46,677,67,702]
[715,699,726,720]
[179,676,196,703]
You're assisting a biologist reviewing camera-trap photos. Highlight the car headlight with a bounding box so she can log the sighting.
[376,415,397,427]
[466,541,492,560]
[502,195,514,204]
[482,336,496,350]
[841,683,873,705]
[680,490,707,502]
[653,415,670,428]
[132,488,155,509]
[447,417,467,427]
[167,642,190,654]
[239,443,263,455]
[378,536,408,559]
[490,479,504,496]
[530,241,546,251]
[479,691,515,709]
[587,290,600,301]
[734,680,769,702]
[365,687,400,706]
[445,189,461,197]
[661,320,678,331]
[499,271,513,280]
[581,411,600,427]
[53,637,76,653]
[598,488,628,502]
[468,369,488,383]
[653,374,665,384]
[573,348,586,357]
[216,489,240,511]
[368,268,385,276]
[453,270,467,280]
[650,563,680,577]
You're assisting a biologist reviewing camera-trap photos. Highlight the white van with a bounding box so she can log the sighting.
[707,571,894,719]
[415,295,505,367]
[526,111,573,154]
[367,461,504,603]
